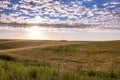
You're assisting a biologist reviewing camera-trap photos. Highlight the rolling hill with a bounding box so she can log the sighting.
[0,39,120,80]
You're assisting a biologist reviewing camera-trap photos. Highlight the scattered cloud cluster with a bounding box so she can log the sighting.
[0,0,120,31]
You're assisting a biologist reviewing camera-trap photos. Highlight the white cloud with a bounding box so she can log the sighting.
[74,6,86,15]
[0,0,120,31]
[110,2,120,5]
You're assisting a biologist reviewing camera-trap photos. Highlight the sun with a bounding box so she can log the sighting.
[27,26,43,40]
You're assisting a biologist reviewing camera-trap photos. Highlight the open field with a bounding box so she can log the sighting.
[0,39,120,80]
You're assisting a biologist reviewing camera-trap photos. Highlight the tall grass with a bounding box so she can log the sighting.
[0,59,82,80]
[0,59,120,80]
[76,66,120,80]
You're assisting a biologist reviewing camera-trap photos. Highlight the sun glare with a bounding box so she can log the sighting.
[27,26,43,40]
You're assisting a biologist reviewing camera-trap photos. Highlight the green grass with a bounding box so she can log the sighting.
[0,40,120,80]
[0,57,81,80]
[0,58,120,80]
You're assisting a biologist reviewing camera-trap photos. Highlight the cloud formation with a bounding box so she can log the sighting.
[0,0,120,31]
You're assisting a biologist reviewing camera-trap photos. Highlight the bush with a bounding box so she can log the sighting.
[0,54,16,61]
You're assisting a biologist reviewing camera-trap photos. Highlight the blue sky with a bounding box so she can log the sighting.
[0,0,120,40]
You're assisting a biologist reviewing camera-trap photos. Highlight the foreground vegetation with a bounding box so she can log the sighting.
[0,39,120,80]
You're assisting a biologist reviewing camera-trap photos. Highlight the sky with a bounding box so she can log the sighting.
[0,0,120,40]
